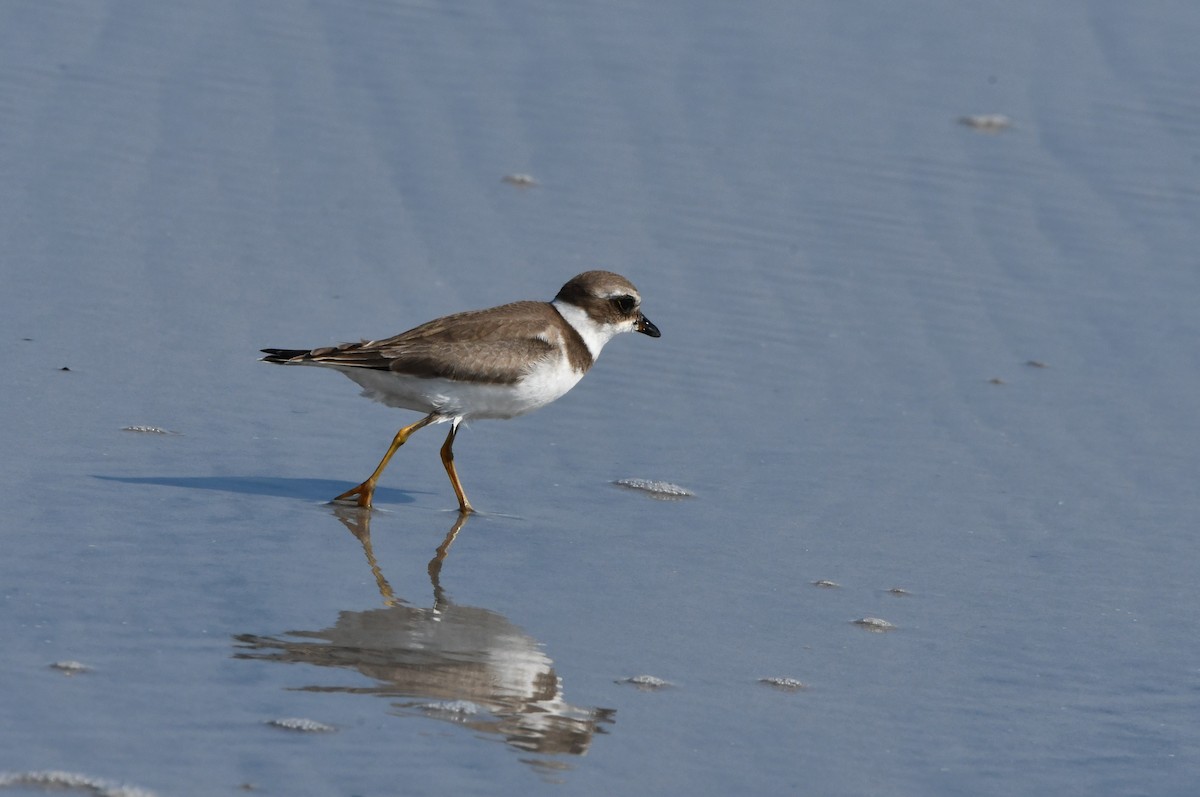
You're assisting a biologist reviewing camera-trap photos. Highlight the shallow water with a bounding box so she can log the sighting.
[3,1,1200,795]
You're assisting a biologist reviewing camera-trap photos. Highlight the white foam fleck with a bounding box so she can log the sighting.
[853,617,896,632]
[617,674,673,690]
[613,478,694,499]
[120,426,178,435]
[419,700,483,716]
[49,660,92,675]
[267,717,336,733]
[502,173,538,187]
[958,113,1012,132]
[759,677,806,692]
[0,770,158,796]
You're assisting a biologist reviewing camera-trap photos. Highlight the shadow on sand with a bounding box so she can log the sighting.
[94,474,419,505]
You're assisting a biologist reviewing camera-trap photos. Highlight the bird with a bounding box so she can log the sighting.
[261,270,660,513]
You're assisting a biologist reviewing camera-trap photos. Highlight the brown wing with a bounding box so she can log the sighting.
[289,301,564,385]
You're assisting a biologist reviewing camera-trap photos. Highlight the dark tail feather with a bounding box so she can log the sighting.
[260,348,312,364]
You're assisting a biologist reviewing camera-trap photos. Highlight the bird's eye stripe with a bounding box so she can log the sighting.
[612,295,636,313]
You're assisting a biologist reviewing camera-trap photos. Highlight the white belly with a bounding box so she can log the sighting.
[334,357,585,421]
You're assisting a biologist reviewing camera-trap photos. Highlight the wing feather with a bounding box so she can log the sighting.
[282,301,565,385]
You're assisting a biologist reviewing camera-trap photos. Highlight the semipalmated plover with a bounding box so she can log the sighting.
[262,270,660,513]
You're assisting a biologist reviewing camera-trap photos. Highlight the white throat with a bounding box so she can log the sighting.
[552,299,620,360]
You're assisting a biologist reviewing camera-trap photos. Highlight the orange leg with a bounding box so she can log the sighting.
[439,420,474,515]
[333,413,438,509]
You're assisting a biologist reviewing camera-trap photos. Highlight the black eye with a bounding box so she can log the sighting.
[612,295,636,314]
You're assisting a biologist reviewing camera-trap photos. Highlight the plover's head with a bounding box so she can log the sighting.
[552,271,660,359]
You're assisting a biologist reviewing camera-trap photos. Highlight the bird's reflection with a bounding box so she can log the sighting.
[233,506,614,766]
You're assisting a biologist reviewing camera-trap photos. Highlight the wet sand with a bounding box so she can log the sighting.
[3,2,1199,795]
